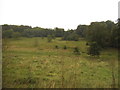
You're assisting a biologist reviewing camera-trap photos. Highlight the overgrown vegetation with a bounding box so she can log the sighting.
[55,45,59,49]
[73,47,80,55]
[2,19,119,88]
[2,37,118,88]
[87,42,100,57]
[47,35,53,42]
[63,45,67,50]
[2,19,119,49]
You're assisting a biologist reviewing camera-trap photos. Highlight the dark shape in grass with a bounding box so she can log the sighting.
[63,45,67,49]
[28,78,37,84]
[91,74,94,76]
[43,77,49,81]
[86,42,89,46]
[55,45,59,49]
[33,60,38,62]
[49,71,54,73]
[73,47,80,55]
[14,55,18,57]
[14,77,37,84]
[81,72,83,74]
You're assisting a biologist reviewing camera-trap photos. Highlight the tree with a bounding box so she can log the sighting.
[85,21,116,48]
[12,32,21,38]
[111,18,120,49]
[87,42,100,56]
[117,18,120,49]
[2,29,14,38]
[62,32,79,41]
[54,27,64,37]
[76,25,88,37]
[2,24,11,31]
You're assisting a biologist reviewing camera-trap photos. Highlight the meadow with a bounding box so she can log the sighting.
[2,37,118,88]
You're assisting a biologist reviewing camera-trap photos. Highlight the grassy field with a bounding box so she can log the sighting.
[2,37,118,88]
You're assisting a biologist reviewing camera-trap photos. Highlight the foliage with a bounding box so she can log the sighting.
[2,24,31,32]
[111,18,120,49]
[12,32,21,38]
[2,19,119,49]
[73,47,80,55]
[2,29,14,38]
[85,21,116,48]
[63,45,67,49]
[55,45,59,49]
[76,25,88,37]
[47,35,53,42]
[62,32,79,41]
[86,42,89,46]
[87,42,100,56]
[117,18,120,49]
[51,34,56,39]
[54,27,64,37]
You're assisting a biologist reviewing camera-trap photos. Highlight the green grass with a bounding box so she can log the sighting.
[2,37,118,88]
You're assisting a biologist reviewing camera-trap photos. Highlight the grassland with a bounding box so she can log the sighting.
[2,37,118,88]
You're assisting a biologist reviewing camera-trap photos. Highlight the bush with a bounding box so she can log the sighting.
[2,29,14,38]
[73,47,80,55]
[12,32,21,38]
[87,42,100,56]
[55,45,58,49]
[63,45,67,49]
[62,33,79,41]
[47,35,53,42]
[51,34,56,39]
[86,42,89,46]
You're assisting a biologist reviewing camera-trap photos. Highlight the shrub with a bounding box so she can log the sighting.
[12,32,21,39]
[63,45,67,49]
[47,35,53,42]
[73,47,80,55]
[86,42,89,46]
[55,45,59,49]
[62,33,79,41]
[2,29,14,38]
[87,42,100,56]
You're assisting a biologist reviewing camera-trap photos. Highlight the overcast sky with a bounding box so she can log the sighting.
[0,0,119,30]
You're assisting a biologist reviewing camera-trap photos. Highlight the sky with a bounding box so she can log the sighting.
[0,0,119,30]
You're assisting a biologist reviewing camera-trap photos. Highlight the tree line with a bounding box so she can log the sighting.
[2,19,120,50]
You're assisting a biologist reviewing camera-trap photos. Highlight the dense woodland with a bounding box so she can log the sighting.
[2,19,120,50]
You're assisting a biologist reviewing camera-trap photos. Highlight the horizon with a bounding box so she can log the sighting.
[1,19,117,31]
